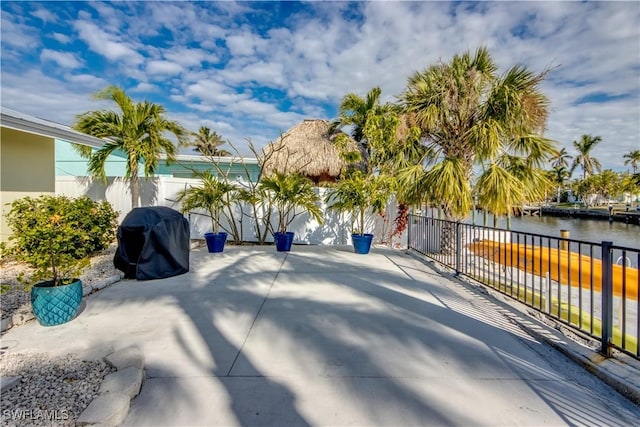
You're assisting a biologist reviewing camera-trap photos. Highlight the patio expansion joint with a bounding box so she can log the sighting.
[224,252,289,377]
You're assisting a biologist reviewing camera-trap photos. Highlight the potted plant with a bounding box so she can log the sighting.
[177,171,237,253]
[259,173,323,251]
[326,171,392,254]
[5,195,118,326]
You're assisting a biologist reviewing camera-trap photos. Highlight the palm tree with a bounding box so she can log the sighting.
[334,88,426,239]
[258,173,323,234]
[623,149,640,173]
[176,171,237,234]
[551,165,571,186]
[550,147,572,170]
[333,87,399,156]
[399,47,555,223]
[191,126,231,157]
[570,134,602,180]
[74,86,186,208]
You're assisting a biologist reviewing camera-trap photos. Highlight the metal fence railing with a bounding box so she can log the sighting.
[408,214,640,359]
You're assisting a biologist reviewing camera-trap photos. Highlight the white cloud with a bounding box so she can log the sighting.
[0,69,110,126]
[31,7,58,24]
[63,73,107,89]
[131,82,158,93]
[50,32,71,44]
[147,60,183,76]
[40,49,83,69]
[73,20,144,64]
[163,48,215,68]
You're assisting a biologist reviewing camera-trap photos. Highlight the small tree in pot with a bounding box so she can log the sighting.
[177,171,237,252]
[5,195,118,326]
[325,171,393,254]
[259,173,323,251]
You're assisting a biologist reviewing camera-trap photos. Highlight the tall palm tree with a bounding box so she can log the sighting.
[623,149,640,173]
[399,47,555,222]
[191,126,231,157]
[570,134,602,180]
[334,88,426,237]
[550,147,572,170]
[74,86,186,208]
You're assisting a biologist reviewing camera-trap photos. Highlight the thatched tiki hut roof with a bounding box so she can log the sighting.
[261,119,365,184]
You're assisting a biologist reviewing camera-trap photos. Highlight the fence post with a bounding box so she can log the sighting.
[601,241,613,357]
[407,213,412,250]
[455,222,462,275]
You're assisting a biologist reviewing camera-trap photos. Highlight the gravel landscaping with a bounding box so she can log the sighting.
[1,246,122,426]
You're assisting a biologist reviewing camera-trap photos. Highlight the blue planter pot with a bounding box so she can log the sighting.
[274,231,295,252]
[31,279,83,326]
[205,232,227,253]
[352,233,374,254]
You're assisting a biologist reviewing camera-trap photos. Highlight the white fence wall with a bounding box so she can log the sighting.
[56,176,407,247]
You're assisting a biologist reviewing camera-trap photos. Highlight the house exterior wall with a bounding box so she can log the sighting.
[55,140,261,181]
[55,141,130,177]
[1,128,55,242]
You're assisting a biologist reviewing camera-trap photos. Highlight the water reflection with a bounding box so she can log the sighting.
[466,213,640,249]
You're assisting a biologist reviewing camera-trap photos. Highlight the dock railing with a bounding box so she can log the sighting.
[408,214,639,359]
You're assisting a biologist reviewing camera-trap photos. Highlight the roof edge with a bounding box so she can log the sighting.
[1,107,106,148]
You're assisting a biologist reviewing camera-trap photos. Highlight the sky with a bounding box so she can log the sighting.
[1,1,639,172]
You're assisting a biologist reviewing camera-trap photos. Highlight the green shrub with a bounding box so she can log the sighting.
[5,195,118,287]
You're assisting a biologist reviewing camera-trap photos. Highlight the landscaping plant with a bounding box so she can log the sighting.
[259,172,323,234]
[5,195,118,287]
[176,170,237,235]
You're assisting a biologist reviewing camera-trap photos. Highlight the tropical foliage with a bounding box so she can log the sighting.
[399,47,556,221]
[325,171,394,235]
[191,126,232,157]
[624,149,640,174]
[5,196,118,287]
[570,134,602,180]
[259,173,323,233]
[333,88,424,237]
[177,171,237,234]
[74,86,187,208]
[550,147,572,171]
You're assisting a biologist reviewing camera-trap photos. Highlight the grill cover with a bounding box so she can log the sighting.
[114,207,190,280]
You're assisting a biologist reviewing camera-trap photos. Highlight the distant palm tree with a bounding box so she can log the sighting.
[550,147,572,170]
[570,134,602,180]
[623,149,640,173]
[191,126,231,157]
[74,86,186,208]
[551,165,570,186]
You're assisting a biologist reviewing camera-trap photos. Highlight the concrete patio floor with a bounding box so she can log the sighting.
[2,245,639,426]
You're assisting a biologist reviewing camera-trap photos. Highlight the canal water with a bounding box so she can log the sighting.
[466,212,640,249]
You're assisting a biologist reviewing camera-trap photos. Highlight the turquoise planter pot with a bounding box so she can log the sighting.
[31,279,83,326]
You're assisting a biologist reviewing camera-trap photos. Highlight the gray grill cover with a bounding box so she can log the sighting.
[114,207,189,280]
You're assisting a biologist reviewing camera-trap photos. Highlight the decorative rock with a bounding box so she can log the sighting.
[12,310,34,326]
[99,366,144,398]
[76,392,130,426]
[78,345,116,363]
[105,346,144,370]
[83,284,93,297]
[1,316,12,333]
[0,375,20,392]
